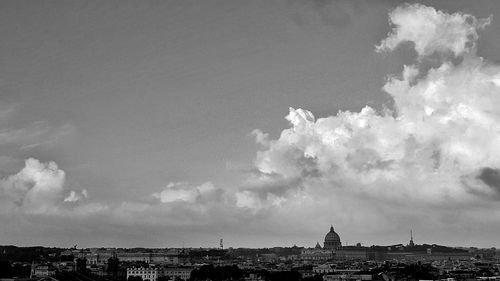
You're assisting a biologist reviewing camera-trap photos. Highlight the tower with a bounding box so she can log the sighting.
[409,229,415,247]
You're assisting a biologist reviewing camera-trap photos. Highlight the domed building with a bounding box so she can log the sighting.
[324,225,341,250]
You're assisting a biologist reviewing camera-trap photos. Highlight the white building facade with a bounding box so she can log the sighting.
[126,267,160,281]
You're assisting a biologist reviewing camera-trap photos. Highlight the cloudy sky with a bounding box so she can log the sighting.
[2,0,500,248]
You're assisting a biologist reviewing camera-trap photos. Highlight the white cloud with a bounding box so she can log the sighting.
[152,182,222,204]
[64,191,79,202]
[376,3,491,57]
[0,158,66,213]
[82,189,89,199]
[64,189,89,203]
[250,129,270,146]
[240,4,500,229]
[0,158,91,214]
[0,121,76,150]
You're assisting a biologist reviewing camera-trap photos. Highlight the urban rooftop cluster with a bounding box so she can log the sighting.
[1,226,499,281]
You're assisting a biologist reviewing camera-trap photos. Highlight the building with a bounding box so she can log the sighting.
[54,261,75,272]
[324,225,342,250]
[127,267,161,281]
[60,250,74,262]
[163,267,193,281]
[313,264,334,274]
[336,246,369,260]
[301,248,334,261]
[301,225,343,261]
[258,253,278,263]
[323,273,373,280]
[86,252,113,265]
[107,253,120,280]
[118,252,152,263]
[31,264,56,277]
[76,256,87,273]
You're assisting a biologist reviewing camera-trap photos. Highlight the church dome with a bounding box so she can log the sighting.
[324,225,341,250]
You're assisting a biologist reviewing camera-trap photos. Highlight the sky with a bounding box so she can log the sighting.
[2,0,500,248]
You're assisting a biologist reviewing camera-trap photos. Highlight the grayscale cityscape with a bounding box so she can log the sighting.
[1,1,500,281]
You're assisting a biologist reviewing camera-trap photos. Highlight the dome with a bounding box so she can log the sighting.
[324,225,341,250]
[325,226,340,242]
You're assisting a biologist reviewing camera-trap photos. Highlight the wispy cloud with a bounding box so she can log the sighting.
[19,122,76,150]
[289,0,362,28]
[0,120,75,150]
[0,100,75,150]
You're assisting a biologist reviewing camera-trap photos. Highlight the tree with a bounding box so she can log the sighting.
[303,275,323,281]
[0,260,12,277]
[190,264,242,281]
[268,271,301,281]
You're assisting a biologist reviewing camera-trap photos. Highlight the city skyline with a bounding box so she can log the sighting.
[0,224,488,250]
[0,225,474,250]
[2,0,500,249]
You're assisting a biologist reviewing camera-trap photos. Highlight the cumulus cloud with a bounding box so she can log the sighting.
[241,3,500,215]
[0,158,66,213]
[250,129,270,146]
[0,159,244,246]
[152,182,223,204]
[64,189,89,203]
[377,3,491,57]
[0,158,90,214]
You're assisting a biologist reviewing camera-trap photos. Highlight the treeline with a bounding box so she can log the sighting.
[227,247,303,258]
[0,260,31,278]
[189,265,322,281]
[190,264,242,280]
[0,245,63,262]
